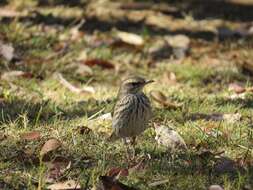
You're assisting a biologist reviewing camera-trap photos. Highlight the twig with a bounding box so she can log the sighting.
[57,73,95,94]
[148,179,170,187]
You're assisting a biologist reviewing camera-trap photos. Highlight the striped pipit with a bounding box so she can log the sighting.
[109,76,153,161]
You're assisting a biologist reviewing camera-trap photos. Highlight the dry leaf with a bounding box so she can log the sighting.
[1,71,33,80]
[222,113,241,123]
[76,51,87,61]
[214,157,237,174]
[40,139,61,156]
[83,59,114,69]
[116,31,144,46]
[57,73,95,94]
[78,126,92,135]
[209,185,224,190]
[128,158,146,174]
[0,8,26,18]
[229,92,246,100]
[47,180,80,190]
[107,167,129,178]
[92,176,137,190]
[228,83,245,94]
[166,35,190,48]
[154,124,187,152]
[0,42,14,61]
[21,131,41,141]
[163,71,176,84]
[45,157,71,183]
[150,91,179,108]
[75,64,93,76]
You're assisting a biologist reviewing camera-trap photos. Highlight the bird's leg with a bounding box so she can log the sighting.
[130,136,137,161]
[123,138,131,163]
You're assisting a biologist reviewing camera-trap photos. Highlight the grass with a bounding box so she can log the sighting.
[0,0,253,189]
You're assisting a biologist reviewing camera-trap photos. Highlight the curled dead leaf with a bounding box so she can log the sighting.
[21,131,41,141]
[107,167,129,178]
[45,157,71,183]
[40,138,61,157]
[163,71,176,84]
[228,83,245,94]
[150,90,179,108]
[128,158,146,174]
[1,71,33,80]
[116,31,144,46]
[92,176,137,190]
[83,59,114,69]
[47,180,80,190]
[154,124,187,152]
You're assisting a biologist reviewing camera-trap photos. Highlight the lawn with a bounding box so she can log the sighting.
[0,0,252,189]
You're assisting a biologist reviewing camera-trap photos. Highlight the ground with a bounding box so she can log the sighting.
[0,0,253,190]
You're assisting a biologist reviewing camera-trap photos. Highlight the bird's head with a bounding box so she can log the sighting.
[119,76,154,95]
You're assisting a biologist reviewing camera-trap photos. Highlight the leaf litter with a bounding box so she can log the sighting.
[40,138,61,157]
[154,123,187,152]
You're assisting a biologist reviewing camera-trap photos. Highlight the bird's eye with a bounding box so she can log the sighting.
[131,82,139,86]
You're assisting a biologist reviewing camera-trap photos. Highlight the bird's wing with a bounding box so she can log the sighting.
[112,94,136,130]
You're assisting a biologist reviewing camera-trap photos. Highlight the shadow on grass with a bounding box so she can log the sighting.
[0,98,113,125]
[132,0,253,22]
[37,0,87,7]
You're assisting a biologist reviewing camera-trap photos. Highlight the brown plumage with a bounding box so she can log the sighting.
[109,76,153,159]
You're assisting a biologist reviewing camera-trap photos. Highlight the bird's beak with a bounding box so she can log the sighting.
[144,80,154,85]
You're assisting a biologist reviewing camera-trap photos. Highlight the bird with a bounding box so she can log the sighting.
[108,76,153,161]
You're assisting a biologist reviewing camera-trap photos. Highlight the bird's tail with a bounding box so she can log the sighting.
[107,132,119,142]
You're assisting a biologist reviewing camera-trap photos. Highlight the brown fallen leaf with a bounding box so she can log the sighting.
[107,167,129,178]
[21,131,41,141]
[150,90,179,108]
[47,180,81,190]
[128,158,147,174]
[214,157,237,174]
[45,157,71,183]
[59,19,85,42]
[83,59,115,69]
[162,71,177,84]
[40,139,61,157]
[92,175,138,190]
[78,126,92,135]
[1,71,33,80]
[150,90,167,104]
[116,31,144,46]
[228,82,245,94]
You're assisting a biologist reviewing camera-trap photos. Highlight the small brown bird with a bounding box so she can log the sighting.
[109,76,153,160]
